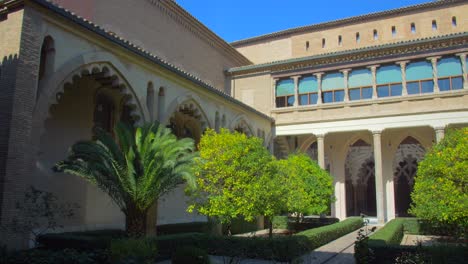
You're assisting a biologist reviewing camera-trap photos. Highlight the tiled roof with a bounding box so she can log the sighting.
[231,0,466,46]
[11,0,273,122]
[227,32,468,73]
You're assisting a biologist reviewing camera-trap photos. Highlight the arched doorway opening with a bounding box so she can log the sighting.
[168,101,208,146]
[393,136,425,217]
[345,139,376,217]
[34,64,141,230]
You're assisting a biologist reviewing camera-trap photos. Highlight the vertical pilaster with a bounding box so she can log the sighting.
[372,130,386,224]
[428,56,441,93]
[397,61,410,96]
[314,73,324,105]
[456,53,468,89]
[368,65,379,99]
[434,126,446,143]
[292,76,300,107]
[272,78,278,108]
[316,134,325,169]
[340,69,350,102]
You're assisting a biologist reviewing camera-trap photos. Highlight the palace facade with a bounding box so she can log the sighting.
[0,0,467,248]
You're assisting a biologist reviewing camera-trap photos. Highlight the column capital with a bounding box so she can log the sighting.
[339,68,352,74]
[455,52,468,59]
[367,65,380,71]
[396,60,410,67]
[432,125,446,131]
[371,129,383,135]
[291,75,301,80]
[315,133,326,139]
[426,56,441,62]
[314,72,325,78]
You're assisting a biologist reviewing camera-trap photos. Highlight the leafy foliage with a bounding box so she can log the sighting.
[187,128,273,224]
[55,122,196,237]
[276,153,334,216]
[110,238,157,263]
[409,128,468,236]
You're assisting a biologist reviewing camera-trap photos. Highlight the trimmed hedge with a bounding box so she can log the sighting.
[36,218,363,262]
[37,229,125,250]
[157,222,212,235]
[368,218,405,247]
[356,218,468,264]
[295,217,362,249]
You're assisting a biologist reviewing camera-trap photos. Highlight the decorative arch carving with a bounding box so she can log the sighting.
[230,115,254,136]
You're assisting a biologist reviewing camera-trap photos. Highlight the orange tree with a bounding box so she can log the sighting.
[410,128,468,237]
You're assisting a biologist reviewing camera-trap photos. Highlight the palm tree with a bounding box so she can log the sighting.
[54,122,197,237]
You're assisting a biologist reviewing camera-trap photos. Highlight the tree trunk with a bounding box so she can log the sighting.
[268,218,273,238]
[146,200,158,236]
[126,206,147,238]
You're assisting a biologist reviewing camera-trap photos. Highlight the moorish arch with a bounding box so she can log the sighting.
[298,135,330,170]
[230,115,254,136]
[166,97,211,145]
[393,136,426,217]
[344,139,376,217]
[32,61,145,230]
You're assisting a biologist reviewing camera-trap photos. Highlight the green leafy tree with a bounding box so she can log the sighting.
[410,128,468,236]
[187,128,273,233]
[55,122,197,237]
[277,154,334,218]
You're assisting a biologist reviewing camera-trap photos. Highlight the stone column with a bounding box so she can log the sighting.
[368,65,379,99]
[272,78,278,108]
[314,73,324,105]
[456,53,468,89]
[434,126,446,143]
[316,134,326,169]
[292,76,300,107]
[396,61,410,96]
[340,69,350,102]
[428,56,441,93]
[372,130,386,224]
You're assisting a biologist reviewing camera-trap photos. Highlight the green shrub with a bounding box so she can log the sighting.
[37,229,125,250]
[295,217,363,249]
[5,248,110,264]
[172,246,210,264]
[272,216,288,229]
[410,128,468,238]
[288,217,339,232]
[222,217,258,235]
[110,238,157,263]
[368,218,405,247]
[157,222,211,235]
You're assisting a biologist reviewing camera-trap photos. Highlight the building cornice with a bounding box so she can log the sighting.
[227,32,468,76]
[0,0,273,122]
[146,0,252,66]
[231,0,467,47]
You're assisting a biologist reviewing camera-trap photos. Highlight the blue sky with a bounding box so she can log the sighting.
[176,0,432,43]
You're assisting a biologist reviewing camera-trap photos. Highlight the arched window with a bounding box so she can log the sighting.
[373,29,378,40]
[432,20,437,31]
[39,36,55,81]
[338,35,342,46]
[452,16,457,27]
[410,23,416,34]
[322,38,326,48]
[157,87,165,121]
[391,26,397,37]
[146,82,154,121]
[305,41,310,51]
[94,93,115,133]
[356,32,360,44]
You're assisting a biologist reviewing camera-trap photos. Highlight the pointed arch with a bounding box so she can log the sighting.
[163,94,211,128]
[146,82,155,121]
[230,115,254,136]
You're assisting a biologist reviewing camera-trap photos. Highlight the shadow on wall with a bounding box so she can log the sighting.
[0,54,20,222]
